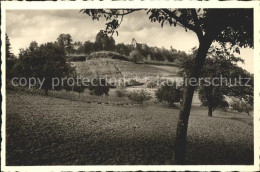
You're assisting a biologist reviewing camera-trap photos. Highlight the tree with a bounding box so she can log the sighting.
[155,81,182,108]
[6,34,12,60]
[198,86,227,116]
[88,78,110,96]
[115,43,131,56]
[57,33,74,55]
[18,42,74,95]
[29,41,39,52]
[180,46,253,117]
[73,41,83,54]
[230,98,253,116]
[95,32,116,51]
[81,8,253,164]
[6,33,16,79]
[82,41,95,54]
[130,50,144,64]
[181,46,248,117]
[73,79,85,96]
[127,89,152,108]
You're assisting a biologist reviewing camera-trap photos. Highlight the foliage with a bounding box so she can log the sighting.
[180,46,253,116]
[126,79,144,87]
[15,41,74,95]
[146,81,158,88]
[72,79,85,95]
[88,78,110,96]
[57,33,74,55]
[230,99,253,116]
[68,55,87,62]
[115,89,127,98]
[198,85,227,115]
[127,89,152,108]
[6,34,13,59]
[155,82,182,108]
[115,43,132,56]
[54,32,188,63]
[130,50,145,64]
[88,51,130,61]
[95,31,116,51]
[6,34,17,79]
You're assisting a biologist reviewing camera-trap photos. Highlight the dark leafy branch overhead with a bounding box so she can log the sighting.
[80,9,142,37]
[81,8,253,52]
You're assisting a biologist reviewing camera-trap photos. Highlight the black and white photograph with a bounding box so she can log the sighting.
[1,1,260,171]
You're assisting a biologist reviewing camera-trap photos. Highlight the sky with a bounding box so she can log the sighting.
[6,10,254,73]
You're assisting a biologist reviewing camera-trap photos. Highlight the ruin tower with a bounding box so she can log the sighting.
[132,38,137,48]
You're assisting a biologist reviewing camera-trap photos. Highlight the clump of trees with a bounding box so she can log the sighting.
[55,31,188,63]
[155,81,182,108]
[127,89,152,108]
[12,41,74,95]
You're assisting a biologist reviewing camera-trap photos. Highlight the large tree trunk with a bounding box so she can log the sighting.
[174,37,213,164]
[208,105,213,117]
[204,86,214,117]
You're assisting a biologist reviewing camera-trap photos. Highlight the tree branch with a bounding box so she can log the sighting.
[162,9,196,32]
[191,9,203,42]
[102,9,142,16]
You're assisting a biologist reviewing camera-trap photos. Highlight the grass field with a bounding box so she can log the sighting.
[6,91,253,165]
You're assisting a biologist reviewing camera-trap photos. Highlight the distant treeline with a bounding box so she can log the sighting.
[61,32,189,62]
[8,32,189,65]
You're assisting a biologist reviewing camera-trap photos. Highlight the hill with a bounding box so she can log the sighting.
[72,58,180,79]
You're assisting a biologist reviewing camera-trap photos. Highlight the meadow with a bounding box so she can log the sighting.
[6,91,253,165]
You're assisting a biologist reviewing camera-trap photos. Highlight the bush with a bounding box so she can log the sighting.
[126,79,144,87]
[155,82,182,108]
[146,81,158,88]
[127,89,152,108]
[72,80,85,96]
[88,51,130,61]
[115,89,127,97]
[68,55,87,62]
[89,78,110,96]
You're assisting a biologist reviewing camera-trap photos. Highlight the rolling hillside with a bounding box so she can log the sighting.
[72,58,180,79]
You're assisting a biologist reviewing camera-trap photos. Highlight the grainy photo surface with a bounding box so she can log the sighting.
[1,1,259,171]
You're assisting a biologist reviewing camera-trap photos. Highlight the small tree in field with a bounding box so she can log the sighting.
[73,79,85,96]
[198,86,227,116]
[230,99,253,116]
[127,89,152,108]
[89,78,110,96]
[155,82,182,108]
